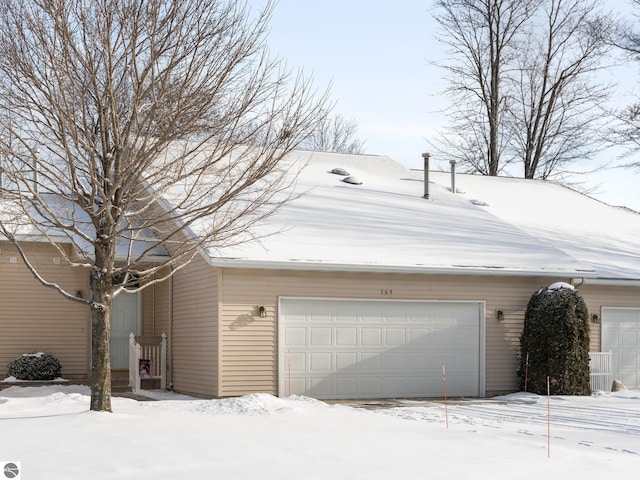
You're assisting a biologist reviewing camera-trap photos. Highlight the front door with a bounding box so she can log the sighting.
[110,293,140,369]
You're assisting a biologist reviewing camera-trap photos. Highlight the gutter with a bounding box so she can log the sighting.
[208,257,598,278]
[572,277,640,288]
[10,234,72,244]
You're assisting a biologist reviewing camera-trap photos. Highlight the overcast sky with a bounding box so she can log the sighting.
[247,0,640,210]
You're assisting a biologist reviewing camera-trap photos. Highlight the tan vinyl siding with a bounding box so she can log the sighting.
[218,268,566,397]
[171,256,219,397]
[0,242,90,378]
[141,271,171,336]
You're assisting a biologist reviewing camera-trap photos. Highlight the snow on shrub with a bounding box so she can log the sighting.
[518,283,591,395]
[7,352,62,380]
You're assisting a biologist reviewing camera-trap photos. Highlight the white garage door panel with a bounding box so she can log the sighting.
[279,298,484,399]
[602,307,640,389]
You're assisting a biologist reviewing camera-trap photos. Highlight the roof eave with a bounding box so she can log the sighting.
[208,257,598,278]
[7,234,72,244]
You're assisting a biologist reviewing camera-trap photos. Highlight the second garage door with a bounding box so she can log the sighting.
[279,298,484,399]
[602,307,640,389]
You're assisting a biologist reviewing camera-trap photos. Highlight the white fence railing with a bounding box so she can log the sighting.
[589,351,613,392]
[129,333,167,393]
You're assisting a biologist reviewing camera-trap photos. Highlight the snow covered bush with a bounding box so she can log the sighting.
[518,282,591,395]
[7,352,62,380]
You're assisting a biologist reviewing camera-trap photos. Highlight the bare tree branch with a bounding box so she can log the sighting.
[300,112,366,154]
[0,0,328,411]
[607,0,640,166]
[432,0,540,175]
[508,0,613,179]
[430,0,613,180]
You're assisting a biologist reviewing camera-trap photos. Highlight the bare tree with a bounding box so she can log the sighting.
[0,0,327,411]
[300,112,365,154]
[609,0,640,166]
[508,0,612,179]
[431,0,611,179]
[432,0,540,175]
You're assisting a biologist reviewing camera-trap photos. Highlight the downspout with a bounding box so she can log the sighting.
[168,271,174,390]
[152,281,156,336]
[216,267,224,398]
[570,277,586,288]
[422,152,430,199]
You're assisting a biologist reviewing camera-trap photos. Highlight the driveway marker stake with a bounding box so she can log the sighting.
[547,376,551,458]
[442,361,449,429]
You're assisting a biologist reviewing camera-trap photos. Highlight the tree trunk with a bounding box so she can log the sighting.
[488,9,500,177]
[90,271,113,412]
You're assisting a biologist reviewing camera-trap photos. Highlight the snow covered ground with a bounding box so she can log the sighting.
[1,386,639,479]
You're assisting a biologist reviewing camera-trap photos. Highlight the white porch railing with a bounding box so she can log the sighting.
[129,333,167,393]
[589,351,613,392]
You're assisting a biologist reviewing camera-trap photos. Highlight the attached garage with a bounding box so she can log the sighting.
[602,307,640,389]
[278,297,485,399]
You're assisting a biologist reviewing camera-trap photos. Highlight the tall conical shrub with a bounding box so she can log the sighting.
[518,282,591,395]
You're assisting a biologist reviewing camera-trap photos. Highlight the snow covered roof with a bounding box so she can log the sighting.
[204,150,638,279]
[0,194,168,260]
[6,148,636,280]
[429,171,640,282]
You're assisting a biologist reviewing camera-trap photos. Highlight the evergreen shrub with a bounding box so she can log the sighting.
[518,283,591,395]
[7,352,62,380]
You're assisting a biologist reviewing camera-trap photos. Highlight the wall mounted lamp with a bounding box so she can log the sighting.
[258,306,267,318]
[496,310,505,321]
[591,314,600,324]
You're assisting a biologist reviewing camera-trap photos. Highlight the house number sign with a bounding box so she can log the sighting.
[380,289,393,295]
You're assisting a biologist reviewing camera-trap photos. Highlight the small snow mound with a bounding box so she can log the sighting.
[189,393,325,416]
[0,385,89,399]
[283,395,327,407]
[492,392,541,404]
[2,376,68,383]
[546,282,574,291]
[591,389,640,399]
[45,391,88,405]
[610,389,640,399]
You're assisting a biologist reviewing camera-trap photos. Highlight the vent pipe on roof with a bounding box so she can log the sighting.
[450,159,457,194]
[422,152,430,199]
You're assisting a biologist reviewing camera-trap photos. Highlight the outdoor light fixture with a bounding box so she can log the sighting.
[258,306,267,318]
[496,310,505,321]
[591,314,600,324]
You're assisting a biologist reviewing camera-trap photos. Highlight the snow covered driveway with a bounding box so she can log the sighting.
[1,386,639,479]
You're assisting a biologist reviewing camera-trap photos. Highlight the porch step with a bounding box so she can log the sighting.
[111,370,131,393]
[109,370,161,393]
[111,385,132,393]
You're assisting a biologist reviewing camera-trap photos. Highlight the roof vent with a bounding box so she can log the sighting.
[343,176,362,185]
[331,168,350,176]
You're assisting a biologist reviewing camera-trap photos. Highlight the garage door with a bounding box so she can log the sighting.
[279,298,484,399]
[602,307,640,388]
